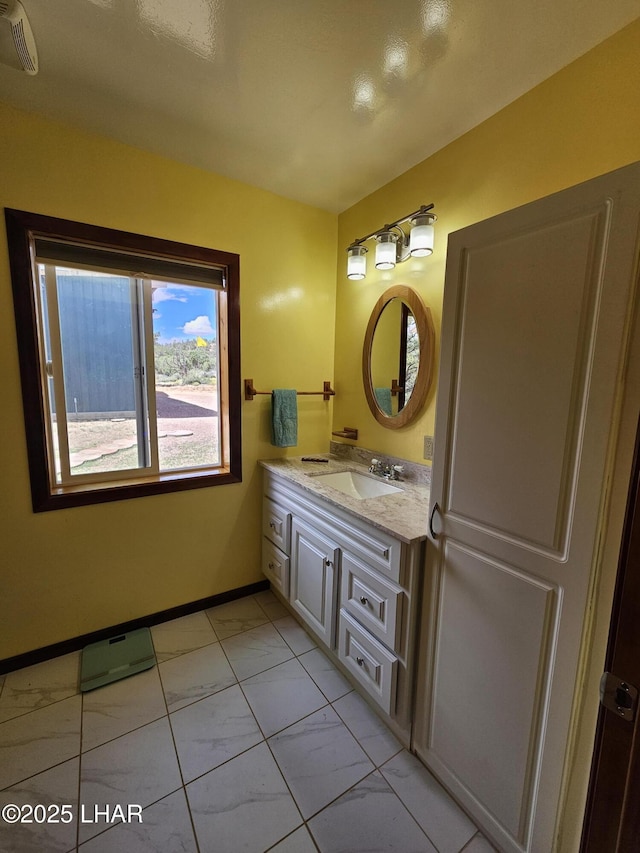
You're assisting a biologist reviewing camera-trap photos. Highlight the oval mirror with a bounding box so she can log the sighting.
[362,285,435,429]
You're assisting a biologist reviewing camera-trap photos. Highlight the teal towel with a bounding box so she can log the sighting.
[375,387,393,416]
[271,389,298,447]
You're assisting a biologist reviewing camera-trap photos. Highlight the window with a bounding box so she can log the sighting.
[398,304,418,410]
[5,209,241,511]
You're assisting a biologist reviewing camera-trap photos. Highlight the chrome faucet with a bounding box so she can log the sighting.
[369,458,384,476]
[369,458,404,481]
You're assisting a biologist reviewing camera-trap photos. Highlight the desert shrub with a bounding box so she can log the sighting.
[154,340,216,385]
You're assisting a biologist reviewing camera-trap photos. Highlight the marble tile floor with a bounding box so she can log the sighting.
[0,591,498,853]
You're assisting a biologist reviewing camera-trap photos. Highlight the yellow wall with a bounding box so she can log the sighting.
[0,102,337,660]
[334,19,640,851]
[334,17,640,463]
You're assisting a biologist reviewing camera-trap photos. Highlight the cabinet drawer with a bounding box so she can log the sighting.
[338,610,398,714]
[263,497,291,554]
[341,553,402,651]
[339,527,402,583]
[262,537,290,597]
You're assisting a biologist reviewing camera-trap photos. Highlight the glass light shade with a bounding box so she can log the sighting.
[409,214,435,257]
[375,232,398,270]
[347,245,367,280]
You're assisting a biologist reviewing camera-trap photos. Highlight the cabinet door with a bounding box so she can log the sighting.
[290,517,339,648]
[413,162,640,853]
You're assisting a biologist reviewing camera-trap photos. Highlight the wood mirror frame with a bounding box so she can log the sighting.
[362,284,435,429]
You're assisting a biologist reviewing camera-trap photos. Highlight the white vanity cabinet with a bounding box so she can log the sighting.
[261,467,425,742]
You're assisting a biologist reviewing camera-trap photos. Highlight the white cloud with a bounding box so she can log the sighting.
[182,315,215,336]
[152,288,188,304]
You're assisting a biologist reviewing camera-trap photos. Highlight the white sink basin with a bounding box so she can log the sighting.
[314,470,402,500]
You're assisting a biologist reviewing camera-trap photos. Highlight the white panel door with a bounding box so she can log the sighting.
[413,162,640,853]
[290,517,339,648]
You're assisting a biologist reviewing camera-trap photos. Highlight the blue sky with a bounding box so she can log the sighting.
[152,283,217,344]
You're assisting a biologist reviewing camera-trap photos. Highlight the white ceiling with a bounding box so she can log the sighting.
[0,1,638,213]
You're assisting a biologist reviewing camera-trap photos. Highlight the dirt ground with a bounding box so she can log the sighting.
[156,384,218,419]
[65,384,219,472]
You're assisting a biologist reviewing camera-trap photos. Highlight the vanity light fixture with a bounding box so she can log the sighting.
[375,231,399,270]
[346,203,436,280]
[408,212,436,257]
[346,244,368,280]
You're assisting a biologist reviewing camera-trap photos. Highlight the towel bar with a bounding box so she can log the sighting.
[390,379,404,397]
[244,379,335,402]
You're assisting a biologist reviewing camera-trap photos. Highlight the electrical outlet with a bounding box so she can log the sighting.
[423,435,434,461]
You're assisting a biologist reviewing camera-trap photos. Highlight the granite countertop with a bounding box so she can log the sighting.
[259,456,430,544]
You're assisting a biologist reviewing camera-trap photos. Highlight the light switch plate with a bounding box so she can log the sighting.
[423,435,434,461]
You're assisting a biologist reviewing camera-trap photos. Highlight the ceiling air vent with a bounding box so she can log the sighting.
[0,0,38,75]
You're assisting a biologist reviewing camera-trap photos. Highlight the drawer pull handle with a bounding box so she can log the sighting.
[269,521,277,530]
[268,562,276,571]
[325,558,333,568]
[359,596,369,606]
[356,657,365,666]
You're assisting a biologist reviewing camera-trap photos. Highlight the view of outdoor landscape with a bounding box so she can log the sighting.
[46,271,220,479]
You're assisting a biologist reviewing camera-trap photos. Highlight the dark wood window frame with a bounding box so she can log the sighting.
[5,208,242,512]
